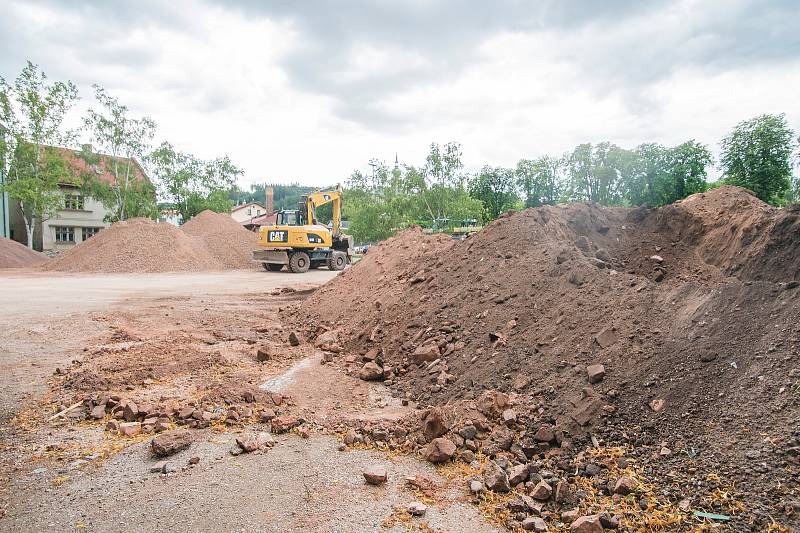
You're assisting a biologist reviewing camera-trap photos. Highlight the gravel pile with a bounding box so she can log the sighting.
[181,210,259,270]
[0,236,48,269]
[45,218,223,273]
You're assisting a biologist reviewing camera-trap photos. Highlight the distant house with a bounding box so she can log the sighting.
[9,144,150,251]
[231,202,267,225]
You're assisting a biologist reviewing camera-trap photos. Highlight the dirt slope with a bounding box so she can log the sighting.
[288,186,800,529]
[0,237,48,269]
[181,210,259,270]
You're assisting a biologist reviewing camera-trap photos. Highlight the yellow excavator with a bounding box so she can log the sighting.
[252,185,353,273]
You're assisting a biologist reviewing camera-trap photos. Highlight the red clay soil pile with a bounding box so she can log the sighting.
[181,210,259,270]
[45,218,223,273]
[288,186,800,530]
[0,236,48,269]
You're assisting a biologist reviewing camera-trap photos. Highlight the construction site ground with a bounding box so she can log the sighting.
[0,270,496,532]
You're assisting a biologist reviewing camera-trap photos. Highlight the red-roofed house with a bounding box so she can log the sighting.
[9,144,151,251]
[230,202,267,225]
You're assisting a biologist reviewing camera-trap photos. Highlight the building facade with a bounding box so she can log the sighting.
[8,145,149,251]
[231,202,267,224]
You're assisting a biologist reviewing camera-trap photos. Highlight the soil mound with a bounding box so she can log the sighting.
[288,186,800,528]
[0,237,48,269]
[181,210,259,270]
[45,218,223,273]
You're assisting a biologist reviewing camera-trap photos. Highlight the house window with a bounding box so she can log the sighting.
[64,194,85,210]
[54,226,75,243]
[82,227,102,240]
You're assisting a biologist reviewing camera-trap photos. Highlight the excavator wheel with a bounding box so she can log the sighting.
[327,251,347,271]
[288,251,311,273]
[263,263,283,272]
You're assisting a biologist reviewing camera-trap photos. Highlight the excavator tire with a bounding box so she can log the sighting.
[263,263,283,272]
[288,251,311,273]
[327,251,347,271]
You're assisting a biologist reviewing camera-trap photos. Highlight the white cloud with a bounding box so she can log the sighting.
[1,0,798,188]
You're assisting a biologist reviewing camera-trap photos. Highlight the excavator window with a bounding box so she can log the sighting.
[277,211,302,226]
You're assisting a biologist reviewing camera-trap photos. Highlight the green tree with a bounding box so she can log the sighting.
[0,61,78,248]
[516,155,564,207]
[148,141,241,222]
[81,85,157,220]
[343,147,483,243]
[564,142,629,206]
[469,166,519,220]
[720,114,797,204]
[418,141,466,222]
[625,143,668,207]
[662,140,712,204]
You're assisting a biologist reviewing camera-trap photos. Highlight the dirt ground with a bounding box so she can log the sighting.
[0,269,499,532]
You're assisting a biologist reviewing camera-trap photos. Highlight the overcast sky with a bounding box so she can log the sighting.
[2,0,799,188]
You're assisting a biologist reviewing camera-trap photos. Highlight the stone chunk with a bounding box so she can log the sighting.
[570,515,603,532]
[359,361,384,381]
[363,465,388,485]
[508,463,529,486]
[523,516,548,532]
[271,415,300,433]
[151,430,194,457]
[236,431,275,452]
[422,408,449,440]
[613,475,638,495]
[587,364,605,384]
[288,331,301,346]
[423,437,456,463]
[256,345,272,362]
[407,502,427,516]
[119,422,141,437]
[531,480,552,501]
[483,460,510,492]
[122,401,139,422]
[412,343,440,364]
[534,424,555,443]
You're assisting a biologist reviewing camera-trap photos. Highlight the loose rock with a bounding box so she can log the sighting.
[570,515,603,533]
[363,465,388,485]
[151,430,194,457]
[483,460,511,492]
[423,437,456,463]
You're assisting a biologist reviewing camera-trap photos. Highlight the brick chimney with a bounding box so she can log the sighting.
[265,186,274,213]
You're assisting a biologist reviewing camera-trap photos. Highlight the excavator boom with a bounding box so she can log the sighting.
[303,185,343,237]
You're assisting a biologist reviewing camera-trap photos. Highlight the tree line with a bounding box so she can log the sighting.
[344,115,799,243]
[0,62,242,248]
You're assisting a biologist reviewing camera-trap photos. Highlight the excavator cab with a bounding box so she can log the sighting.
[276,210,303,226]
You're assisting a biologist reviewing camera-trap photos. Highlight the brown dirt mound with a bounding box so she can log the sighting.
[181,210,259,270]
[0,237,48,269]
[287,186,800,529]
[45,218,223,273]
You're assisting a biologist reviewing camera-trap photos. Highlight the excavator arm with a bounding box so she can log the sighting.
[304,185,343,237]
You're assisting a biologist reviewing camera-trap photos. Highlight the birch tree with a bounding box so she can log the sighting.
[0,61,78,248]
[81,85,156,221]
